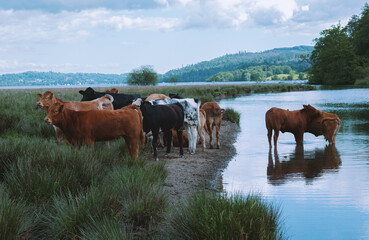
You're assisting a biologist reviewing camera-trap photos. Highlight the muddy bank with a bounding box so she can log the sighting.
[157,120,240,206]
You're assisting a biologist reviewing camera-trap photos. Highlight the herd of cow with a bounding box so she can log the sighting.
[36,87,341,161]
[37,87,225,161]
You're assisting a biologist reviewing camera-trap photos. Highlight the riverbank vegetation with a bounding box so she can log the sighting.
[0,86,293,239]
[308,3,369,86]
[117,83,316,103]
[165,191,285,240]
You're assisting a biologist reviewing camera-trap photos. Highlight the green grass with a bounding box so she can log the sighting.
[165,191,286,240]
[223,108,241,126]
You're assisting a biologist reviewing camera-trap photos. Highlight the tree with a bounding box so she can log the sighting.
[169,77,179,83]
[309,24,357,85]
[350,4,369,58]
[127,65,158,85]
[298,72,305,80]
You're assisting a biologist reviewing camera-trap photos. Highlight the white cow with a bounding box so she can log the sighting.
[149,98,200,154]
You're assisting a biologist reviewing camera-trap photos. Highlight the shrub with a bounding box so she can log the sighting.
[223,108,240,126]
[166,191,286,240]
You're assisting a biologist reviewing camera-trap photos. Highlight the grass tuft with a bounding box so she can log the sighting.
[223,108,241,126]
[166,191,286,240]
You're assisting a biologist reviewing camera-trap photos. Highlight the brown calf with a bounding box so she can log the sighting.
[201,102,225,149]
[37,91,114,145]
[44,103,144,159]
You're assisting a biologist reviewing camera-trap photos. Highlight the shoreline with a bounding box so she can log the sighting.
[159,120,240,206]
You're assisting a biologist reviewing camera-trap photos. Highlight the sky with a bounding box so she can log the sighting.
[0,0,366,74]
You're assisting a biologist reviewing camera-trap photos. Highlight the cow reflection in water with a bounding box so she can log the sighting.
[267,145,341,185]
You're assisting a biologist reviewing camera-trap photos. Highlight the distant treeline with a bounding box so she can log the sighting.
[208,65,306,82]
[160,45,313,82]
[0,71,128,87]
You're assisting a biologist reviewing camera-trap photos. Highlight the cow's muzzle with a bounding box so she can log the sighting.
[44,117,52,125]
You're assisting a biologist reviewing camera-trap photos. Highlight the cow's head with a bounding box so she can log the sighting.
[79,87,96,101]
[302,104,321,120]
[36,91,56,110]
[44,102,65,126]
[304,106,341,145]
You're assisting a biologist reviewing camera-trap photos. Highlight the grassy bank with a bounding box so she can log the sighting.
[0,86,291,239]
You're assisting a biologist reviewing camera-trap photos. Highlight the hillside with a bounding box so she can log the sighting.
[160,45,313,82]
[0,46,313,87]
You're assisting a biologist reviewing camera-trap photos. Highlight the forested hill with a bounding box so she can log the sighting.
[160,45,313,82]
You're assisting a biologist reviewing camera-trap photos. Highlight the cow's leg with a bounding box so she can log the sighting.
[184,124,195,154]
[105,141,110,149]
[126,138,139,159]
[216,123,221,149]
[294,131,304,146]
[273,129,279,149]
[267,128,273,149]
[177,129,184,157]
[207,122,214,149]
[188,125,198,154]
[197,124,206,152]
[165,130,172,155]
[54,126,63,145]
[158,132,165,148]
[152,129,159,161]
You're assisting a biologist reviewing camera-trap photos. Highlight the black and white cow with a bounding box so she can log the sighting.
[133,98,184,161]
[149,98,200,154]
[79,87,141,109]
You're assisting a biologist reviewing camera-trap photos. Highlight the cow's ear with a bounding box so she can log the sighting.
[303,104,308,109]
[79,90,84,95]
[37,93,42,98]
[220,108,226,113]
[59,104,64,112]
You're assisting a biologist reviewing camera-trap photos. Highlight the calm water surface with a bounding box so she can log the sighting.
[219,89,369,240]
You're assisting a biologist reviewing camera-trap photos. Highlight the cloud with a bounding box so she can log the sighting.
[0,8,181,44]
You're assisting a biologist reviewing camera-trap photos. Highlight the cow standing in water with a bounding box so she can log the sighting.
[265,104,341,149]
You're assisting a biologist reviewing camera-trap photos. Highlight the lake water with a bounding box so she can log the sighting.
[0,80,307,90]
[219,89,369,240]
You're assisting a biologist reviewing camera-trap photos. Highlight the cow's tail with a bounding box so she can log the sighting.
[132,105,145,147]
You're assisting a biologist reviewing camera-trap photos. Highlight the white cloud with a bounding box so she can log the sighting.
[0,8,181,44]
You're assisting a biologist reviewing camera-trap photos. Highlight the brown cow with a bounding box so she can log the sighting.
[146,93,170,101]
[106,88,119,93]
[201,102,225,149]
[44,103,144,159]
[37,91,114,145]
[265,104,340,148]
